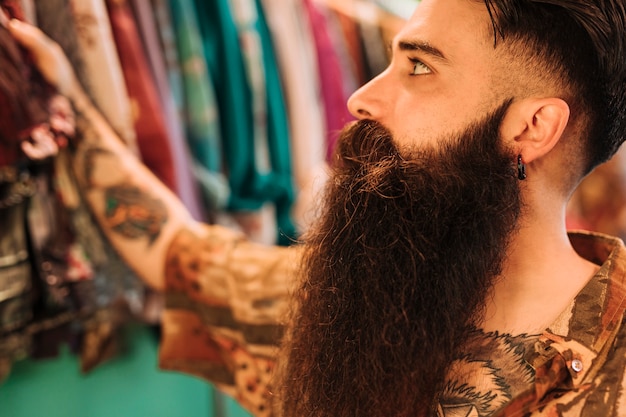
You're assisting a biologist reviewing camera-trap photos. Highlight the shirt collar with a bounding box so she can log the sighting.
[531,231,626,386]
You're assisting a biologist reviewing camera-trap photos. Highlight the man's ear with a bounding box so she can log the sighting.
[500,97,570,164]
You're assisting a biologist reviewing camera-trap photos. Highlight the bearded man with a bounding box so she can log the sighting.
[8,0,626,416]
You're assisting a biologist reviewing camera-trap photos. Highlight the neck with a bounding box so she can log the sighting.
[481,198,599,335]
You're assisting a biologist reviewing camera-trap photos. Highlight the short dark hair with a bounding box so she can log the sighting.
[480,0,626,174]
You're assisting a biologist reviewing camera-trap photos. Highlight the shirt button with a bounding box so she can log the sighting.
[572,359,584,373]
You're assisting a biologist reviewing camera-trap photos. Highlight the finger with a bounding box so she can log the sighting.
[50,114,75,137]
[22,140,57,160]
[8,18,49,50]
[22,129,59,160]
[50,114,70,131]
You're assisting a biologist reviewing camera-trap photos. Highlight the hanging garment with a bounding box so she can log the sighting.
[259,0,328,233]
[34,0,86,89]
[105,0,178,193]
[0,0,161,376]
[255,0,297,245]
[151,0,184,114]
[0,4,49,355]
[355,3,389,80]
[0,7,51,167]
[322,8,360,96]
[227,0,277,245]
[130,0,206,221]
[69,0,138,151]
[0,172,35,384]
[0,178,35,336]
[14,1,150,371]
[303,0,355,159]
[26,164,94,363]
[192,0,254,215]
[193,0,296,245]
[332,3,369,87]
[167,0,230,213]
[17,107,102,365]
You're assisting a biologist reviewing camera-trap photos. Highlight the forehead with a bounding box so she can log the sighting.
[394,0,494,63]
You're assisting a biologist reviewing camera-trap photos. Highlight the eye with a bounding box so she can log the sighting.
[409,58,432,75]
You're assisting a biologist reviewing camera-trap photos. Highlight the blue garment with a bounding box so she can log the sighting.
[168,0,230,210]
[193,0,296,244]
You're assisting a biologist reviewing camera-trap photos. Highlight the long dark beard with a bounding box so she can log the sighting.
[278,102,522,417]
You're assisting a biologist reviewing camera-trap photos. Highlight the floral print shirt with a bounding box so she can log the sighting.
[159,227,626,417]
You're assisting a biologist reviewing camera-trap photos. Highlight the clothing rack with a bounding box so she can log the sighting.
[0,1,405,417]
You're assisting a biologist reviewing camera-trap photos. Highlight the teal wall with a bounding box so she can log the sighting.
[0,325,251,417]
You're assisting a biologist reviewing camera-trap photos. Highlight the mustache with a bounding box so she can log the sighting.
[332,111,523,221]
[333,120,407,198]
[333,118,504,200]
[335,120,400,167]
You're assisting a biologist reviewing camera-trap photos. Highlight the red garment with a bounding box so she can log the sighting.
[105,0,178,192]
[333,7,368,88]
[129,0,206,220]
[303,0,354,161]
[0,3,52,167]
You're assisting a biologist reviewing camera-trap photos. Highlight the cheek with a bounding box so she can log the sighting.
[387,84,495,149]
[391,119,456,151]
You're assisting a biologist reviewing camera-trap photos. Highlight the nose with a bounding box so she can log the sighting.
[347,71,388,121]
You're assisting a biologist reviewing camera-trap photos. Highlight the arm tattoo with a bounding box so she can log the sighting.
[104,184,168,244]
[72,107,168,245]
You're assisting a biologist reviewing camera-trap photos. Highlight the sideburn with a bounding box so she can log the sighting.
[278,102,521,417]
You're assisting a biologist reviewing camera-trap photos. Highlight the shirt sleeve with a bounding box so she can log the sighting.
[158,223,301,416]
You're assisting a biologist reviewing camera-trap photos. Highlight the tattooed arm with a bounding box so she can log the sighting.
[9,19,301,415]
[9,19,193,290]
[71,109,193,290]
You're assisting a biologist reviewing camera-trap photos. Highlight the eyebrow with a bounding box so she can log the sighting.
[397,40,449,63]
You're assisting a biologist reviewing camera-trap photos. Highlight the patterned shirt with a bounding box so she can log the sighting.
[159,228,626,417]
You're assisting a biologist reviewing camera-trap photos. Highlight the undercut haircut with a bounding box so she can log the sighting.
[480,0,626,174]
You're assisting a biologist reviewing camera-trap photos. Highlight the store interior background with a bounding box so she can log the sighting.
[2,0,625,416]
